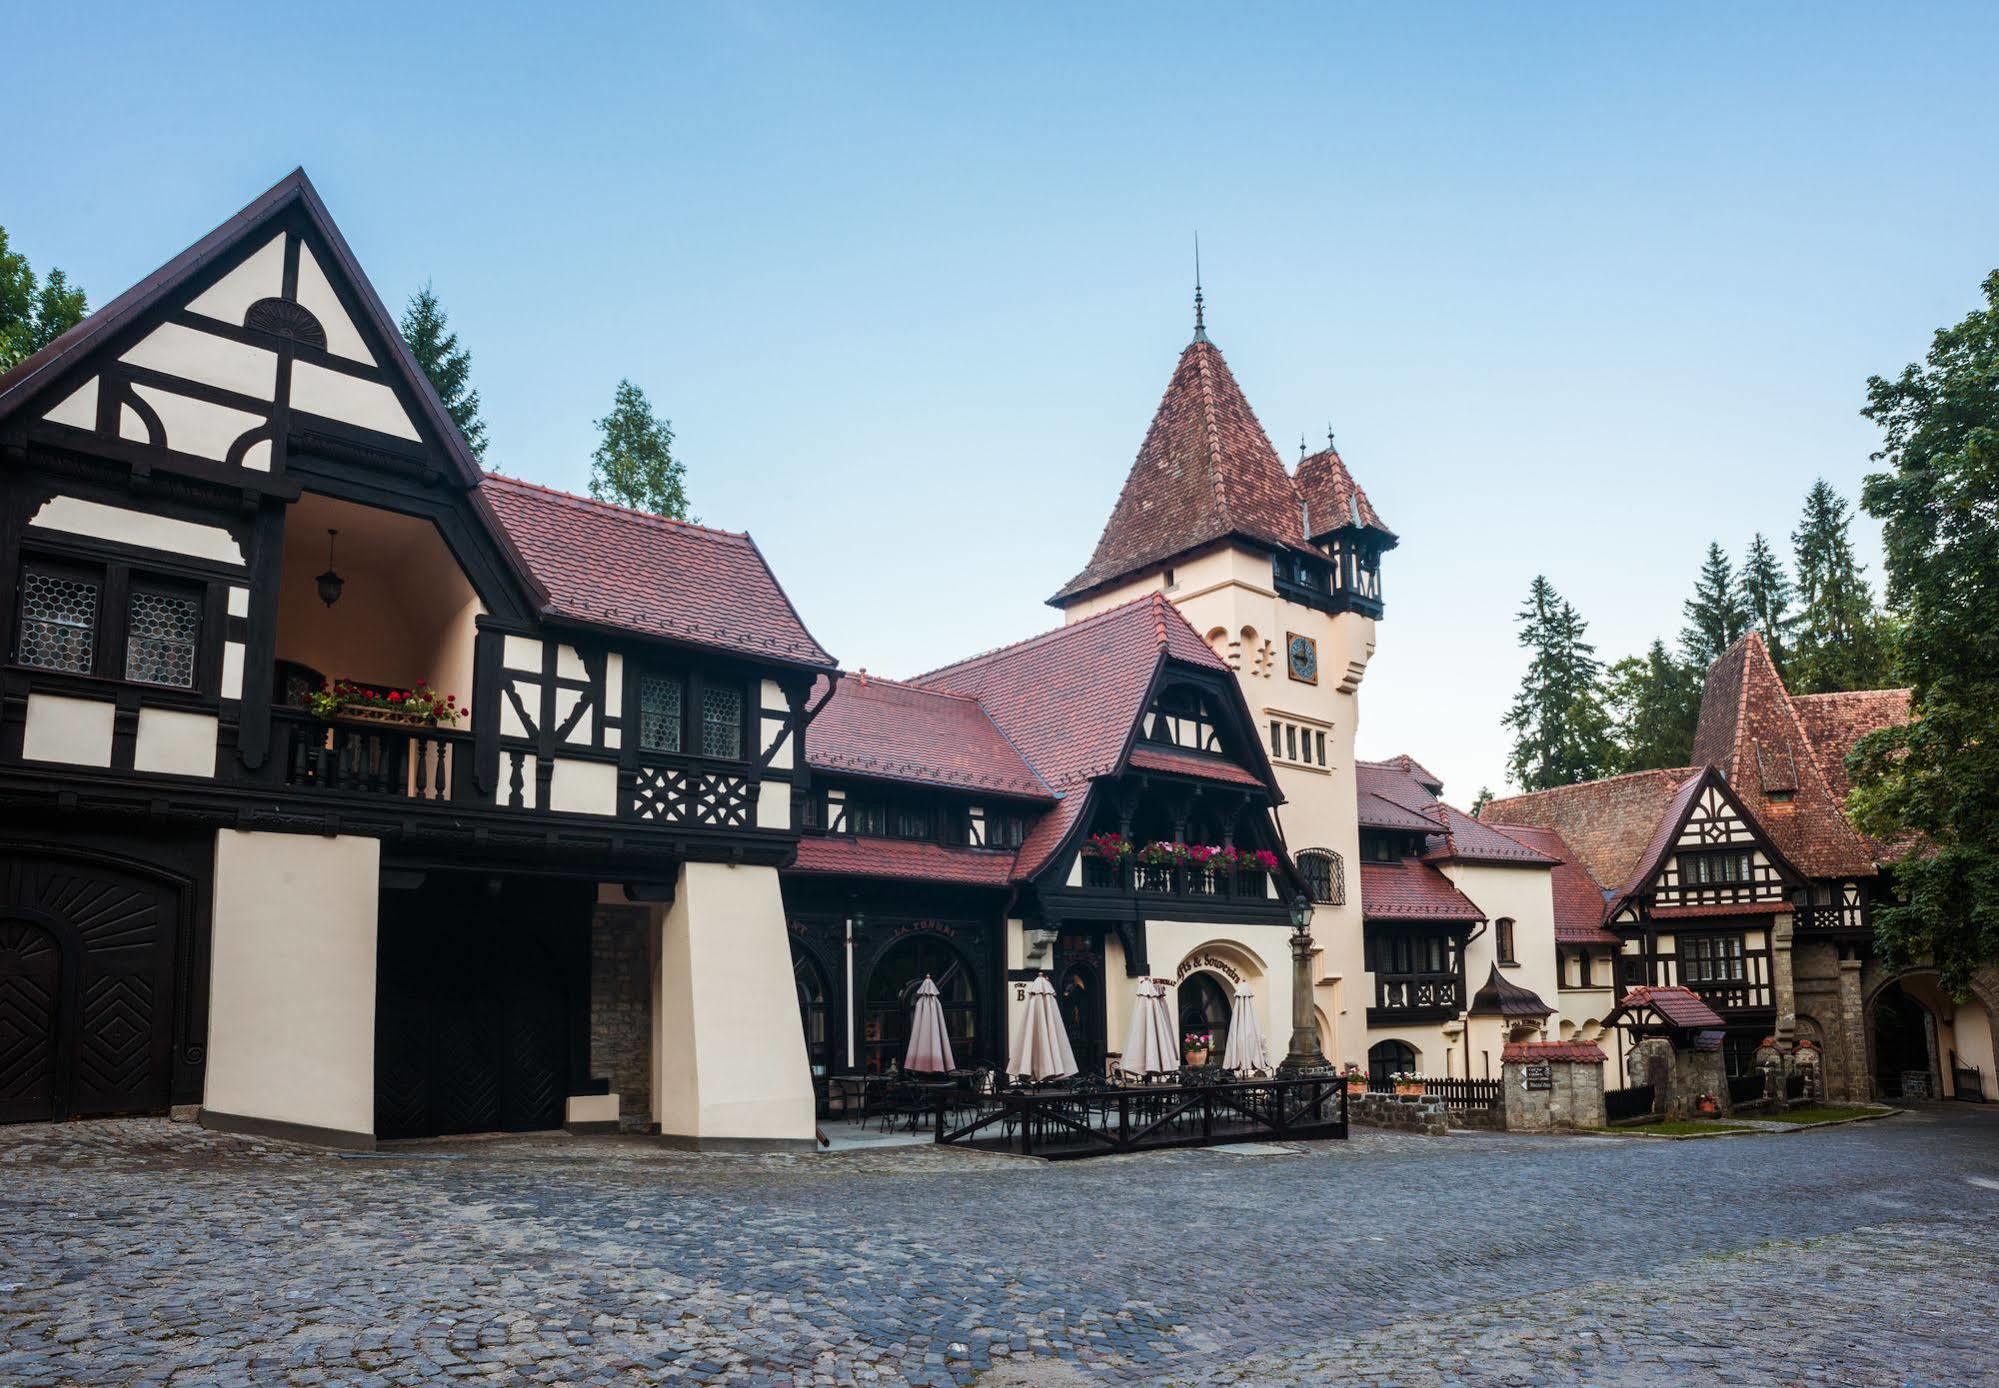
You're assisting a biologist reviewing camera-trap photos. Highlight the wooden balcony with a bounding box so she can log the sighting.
[1367,970,1464,1025]
[273,708,475,804]
[1080,857,1271,901]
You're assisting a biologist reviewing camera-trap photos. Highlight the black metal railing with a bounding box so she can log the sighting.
[1951,1051,1987,1102]
[1605,1084,1656,1122]
[1370,1075,1501,1111]
[1727,1073,1765,1107]
[1080,858,1270,901]
[935,1075,1347,1159]
[275,709,471,802]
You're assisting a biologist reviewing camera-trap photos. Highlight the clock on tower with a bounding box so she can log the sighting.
[1286,633,1318,685]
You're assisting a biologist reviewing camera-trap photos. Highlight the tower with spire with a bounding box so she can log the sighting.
[1048,284,1397,1067]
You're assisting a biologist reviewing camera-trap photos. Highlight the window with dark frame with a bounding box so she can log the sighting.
[849,801,886,837]
[1298,847,1345,906]
[1682,850,1753,886]
[1269,721,1282,757]
[701,683,743,759]
[16,565,99,675]
[638,673,684,753]
[1496,917,1517,965]
[15,557,211,694]
[892,805,930,840]
[124,583,201,688]
[1681,934,1747,984]
[987,811,1025,850]
[1315,730,1327,766]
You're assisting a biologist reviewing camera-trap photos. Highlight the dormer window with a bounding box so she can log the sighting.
[1681,850,1752,886]
[1145,686,1223,753]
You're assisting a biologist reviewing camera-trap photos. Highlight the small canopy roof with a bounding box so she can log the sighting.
[1467,963,1553,1020]
[1605,985,1727,1051]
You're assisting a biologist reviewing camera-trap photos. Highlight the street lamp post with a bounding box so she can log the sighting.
[1280,894,1328,1072]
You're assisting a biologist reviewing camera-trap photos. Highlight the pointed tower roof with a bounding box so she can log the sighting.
[1692,632,1879,879]
[1467,963,1553,1020]
[1297,441,1392,541]
[1051,335,1311,604]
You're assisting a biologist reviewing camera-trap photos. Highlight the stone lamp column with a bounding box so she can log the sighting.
[1280,896,1329,1071]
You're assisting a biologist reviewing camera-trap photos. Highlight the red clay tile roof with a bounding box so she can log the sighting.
[790,835,1016,888]
[1360,860,1485,923]
[1468,963,1553,1019]
[1126,744,1264,788]
[480,474,834,669]
[1615,985,1725,1031]
[1481,767,1701,892]
[1487,824,1620,946]
[1648,901,1790,919]
[1358,760,1554,865]
[1358,789,1445,834]
[1426,804,1560,867]
[1373,753,1443,794]
[1691,633,1878,879]
[1053,337,1306,603]
[1791,688,1913,806]
[804,674,1049,799]
[1010,793,1089,886]
[1295,444,1392,540]
[1503,1040,1606,1064]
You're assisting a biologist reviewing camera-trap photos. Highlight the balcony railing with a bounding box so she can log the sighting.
[1080,858,1270,900]
[274,708,473,803]
[1368,971,1464,1023]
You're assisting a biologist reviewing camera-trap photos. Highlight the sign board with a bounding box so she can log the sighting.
[1522,1062,1553,1091]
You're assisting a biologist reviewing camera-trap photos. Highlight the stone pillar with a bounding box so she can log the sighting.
[1771,913,1797,1044]
[1280,924,1328,1071]
[1835,954,1868,1102]
[652,861,815,1150]
[1501,1040,1606,1131]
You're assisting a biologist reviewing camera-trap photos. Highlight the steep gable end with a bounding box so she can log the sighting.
[0,169,480,490]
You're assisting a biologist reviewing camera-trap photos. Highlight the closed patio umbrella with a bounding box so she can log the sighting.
[903,975,956,1073]
[1007,974,1078,1082]
[1222,980,1268,1071]
[1120,979,1175,1075]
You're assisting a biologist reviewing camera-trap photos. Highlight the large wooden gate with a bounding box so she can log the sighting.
[0,851,183,1124]
[374,876,589,1139]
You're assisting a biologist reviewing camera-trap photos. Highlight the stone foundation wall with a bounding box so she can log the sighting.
[591,906,653,1132]
[1627,1037,1729,1119]
[1348,1092,1451,1136]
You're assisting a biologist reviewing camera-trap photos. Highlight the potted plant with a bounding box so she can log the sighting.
[309,678,461,727]
[1135,840,1188,867]
[1183,1031,1212,1068]
[1392,1071,1425,1098]
[1695,1092,1720,1116]
[1086,832,1131,862]
[1340,1063,1368,1096]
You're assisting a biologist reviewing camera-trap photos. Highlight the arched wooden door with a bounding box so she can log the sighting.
[1058,960,1104,1077]
[863,932,980,1074]
[0,851,183,1124]
[1177,971,1233,1068]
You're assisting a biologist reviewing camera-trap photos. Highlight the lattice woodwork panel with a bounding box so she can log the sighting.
[629,767,753,827]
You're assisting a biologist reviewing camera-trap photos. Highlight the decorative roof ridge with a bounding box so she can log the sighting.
[1483,764,1700,807]
[908,591,1195,687]
[481,473,753,546]
[834,669,984,704]
[1790,687,1915,704]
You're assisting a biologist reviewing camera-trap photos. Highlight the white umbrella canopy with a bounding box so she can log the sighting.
[903,975,956,1074]
[1148,979,1180,1070]
[1120,979,1177,1075]
[1007,974,1079,1082]
[1223,981,1268,1071]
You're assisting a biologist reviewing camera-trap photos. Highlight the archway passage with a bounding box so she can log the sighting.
[793,949,835,1076]
[1058,961,1103,1078]
[1873,981,1939,1100]
[1368,1039,1416,1088]
[1177,971,1232,1067]
[863,933,978,1074]
[0,852,183,1125]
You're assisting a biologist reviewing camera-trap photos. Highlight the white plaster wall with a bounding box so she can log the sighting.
[22,693,114,767]
[1443,860,1563,1075]
[186,233,285,324]
[203,830,380,1137]
[653,862,814,1143]
[294,243,376,365]
[1144,921,1288,1068]
[756,779,790,830]
[30,495,245,567]
[130,384,265,463]
[548,757,617,816]
[122,323,278,400]
[1953,1005,1995,1096]
[133,708,218,778]
[290,361,420,441]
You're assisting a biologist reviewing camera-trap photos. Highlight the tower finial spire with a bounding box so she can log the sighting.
[1192,233,1207,342]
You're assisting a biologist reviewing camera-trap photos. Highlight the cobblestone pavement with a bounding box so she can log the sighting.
[3,1106,1996,1385]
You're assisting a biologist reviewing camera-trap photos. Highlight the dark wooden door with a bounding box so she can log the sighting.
[374,876,586,1139]
[0,852,182,1124]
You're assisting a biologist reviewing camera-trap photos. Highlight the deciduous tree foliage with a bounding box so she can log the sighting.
[1504,576,1613,791]
[1850,270,1999,992]
[590,379,690,519]
[399,283,488,462]
[1606,639,1702,774]
[1680,541,1751,670]
[1790,478,1893,694]
[0,226,87,370]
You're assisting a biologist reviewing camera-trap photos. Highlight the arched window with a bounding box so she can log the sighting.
[1297,848,1345,906]
[863,932,979,1074]
[1496,917,1517,966]
[792,948,834,1075]
[1177,972,1234,1067]
[1368,1039,1417,1088]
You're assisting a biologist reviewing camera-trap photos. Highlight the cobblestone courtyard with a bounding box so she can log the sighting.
[3,1107,1996,1386]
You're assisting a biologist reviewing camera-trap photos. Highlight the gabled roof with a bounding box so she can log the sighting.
[1425,803,1561,868]
[1358,788,1445,834]
[790,835,1016,888]
[1611,985,1725,1033]
[480,475,835,670]
[1790,688,1914,807]
[0,168,483,488]
[1374,753,1441,794]
[1480,767,1701,891]
[1126,743,1264,788]
[1359,860,1485,924]
[802,673,1049,798]
[1357,759,1555,866]
[1468,963,1553,1019]
[1052,336,1305,603]
[1488,824,1620,946]
[1296,443,1392,541]
[1503,1040,1606,1064]
[1691,632,1880,878]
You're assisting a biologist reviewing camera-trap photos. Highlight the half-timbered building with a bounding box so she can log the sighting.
[0,171,836,1149]
[785,594,1306,1078]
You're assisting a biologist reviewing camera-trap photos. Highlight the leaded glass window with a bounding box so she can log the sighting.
[124,587,200,688]
[18,569,98,674]
[639,673,683,753]
[701,684,742,759]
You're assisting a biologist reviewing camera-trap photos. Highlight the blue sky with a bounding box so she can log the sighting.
[7,4,1995,798]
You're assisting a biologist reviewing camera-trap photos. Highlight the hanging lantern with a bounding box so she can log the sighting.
[315,529,345,607]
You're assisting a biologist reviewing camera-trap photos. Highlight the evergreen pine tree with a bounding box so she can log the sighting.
[590,380,690,519]
[399,283,488,462]
[1741,531,1793,677]
[1605,640,1703,773]
[0,226,87,370]
[1790,478,1892,693]
[1468,787,1494,818]
[1680,541,1751,670]
[1503,576,1614,791]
